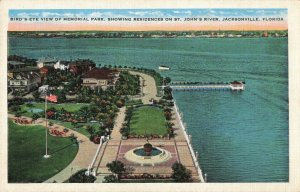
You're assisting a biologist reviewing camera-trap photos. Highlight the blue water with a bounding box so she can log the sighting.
[134,148,162,156]
[27,108,43,113]
[8,37,288,182]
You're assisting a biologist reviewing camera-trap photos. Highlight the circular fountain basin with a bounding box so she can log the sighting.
[124,146,171,166]
[134,148,162,156]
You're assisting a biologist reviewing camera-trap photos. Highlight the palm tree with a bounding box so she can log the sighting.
[78,106,90,123]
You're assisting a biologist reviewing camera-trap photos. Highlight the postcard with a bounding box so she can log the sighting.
[1,0,300,192]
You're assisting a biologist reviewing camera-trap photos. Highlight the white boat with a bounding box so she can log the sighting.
[159,65,170,70]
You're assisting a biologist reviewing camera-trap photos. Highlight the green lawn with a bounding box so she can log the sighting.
[19,102,90,116]
[129,106,167,135]
[48,120,92,138]
[8,120,78,183]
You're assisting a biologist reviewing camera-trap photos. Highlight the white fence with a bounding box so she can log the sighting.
[173,100,205,183]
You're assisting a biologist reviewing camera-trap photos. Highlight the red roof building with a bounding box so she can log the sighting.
[81,68,120,90]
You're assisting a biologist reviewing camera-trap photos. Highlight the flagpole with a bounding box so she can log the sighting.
[44,90,50,158]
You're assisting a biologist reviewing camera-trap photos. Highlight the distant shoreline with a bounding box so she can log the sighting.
[8,30,288,39]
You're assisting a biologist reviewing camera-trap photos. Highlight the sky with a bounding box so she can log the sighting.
[8,9,288,31]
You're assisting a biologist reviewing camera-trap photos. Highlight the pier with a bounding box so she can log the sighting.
[167,81,245,91]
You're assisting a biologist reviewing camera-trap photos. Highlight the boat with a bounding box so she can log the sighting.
[159,65,170,70]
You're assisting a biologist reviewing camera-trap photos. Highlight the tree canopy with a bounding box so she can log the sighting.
[171,162,192,182]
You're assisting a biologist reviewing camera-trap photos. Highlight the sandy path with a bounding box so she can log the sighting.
[129,71,160,104]
[110,107,126,141]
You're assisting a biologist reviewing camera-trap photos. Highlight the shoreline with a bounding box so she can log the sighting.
[173,100,205,183]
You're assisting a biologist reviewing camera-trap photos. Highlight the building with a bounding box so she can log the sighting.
[37,57,60,68]
[54,61,69,70]
[230,81,245,91]
[8,61,26,79]
[69,60,96,74]
[81,68,120,90]
[8,60,39,80]
[8,72,41,92]
[8,61,26,70]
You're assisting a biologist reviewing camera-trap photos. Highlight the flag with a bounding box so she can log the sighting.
[46,94,58,103]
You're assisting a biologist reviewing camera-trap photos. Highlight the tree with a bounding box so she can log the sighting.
[164,77,171,84]
[78,106,90,122]
[10,105,21,113]
[103,175,118,183]
[15,112,22,118]
[171,162,192,182]
[48,121,54,127]
[68,169,96,183]
[71,121,78,128]
[32,90,40,101]
[31,113,40,123]
[106,160,126,180]
[26,102,33,108]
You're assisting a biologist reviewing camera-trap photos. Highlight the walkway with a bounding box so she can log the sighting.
[110,107,126,141]
[94,107,126,182]
[7,114,98,183]
[129,71,160,104]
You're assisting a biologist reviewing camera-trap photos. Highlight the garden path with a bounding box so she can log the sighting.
[110,107,126,141]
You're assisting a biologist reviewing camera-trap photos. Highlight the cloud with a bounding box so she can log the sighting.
[128,11,147,16]
[128,10,164,17]
[41,12,61,17]
[63,13,75,18]
[17,12,40,17]
[88,12,103,17]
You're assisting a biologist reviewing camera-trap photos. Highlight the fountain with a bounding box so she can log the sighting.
[124,143,171,166]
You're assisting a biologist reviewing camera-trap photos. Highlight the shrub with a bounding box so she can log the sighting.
[68,169,96,183]
[103,175,118,183]
[171,162,192,182]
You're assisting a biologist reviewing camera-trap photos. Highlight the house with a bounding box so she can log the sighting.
[8,60,39,78]
[8,61,26,70]
[8,72,41,92]
[69,60,96,74]
[54,61,69,70]
[37,57,60,68]
[81,68,120,90]
[7,61,26,79]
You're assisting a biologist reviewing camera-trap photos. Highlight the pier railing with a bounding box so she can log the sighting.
[173,100,205,183]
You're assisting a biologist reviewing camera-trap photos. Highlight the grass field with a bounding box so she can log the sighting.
[19,103,89,117]
[8,120,78,183]
[129,106,166,135]
[48,120,92,138]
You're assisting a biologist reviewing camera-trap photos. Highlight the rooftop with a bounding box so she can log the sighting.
[82,68,119,80]
[8,61,25,65]
[37,57,58,63]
